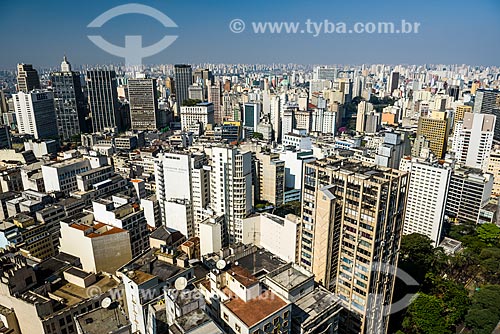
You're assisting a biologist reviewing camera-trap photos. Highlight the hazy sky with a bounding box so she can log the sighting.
[1,0,499,69]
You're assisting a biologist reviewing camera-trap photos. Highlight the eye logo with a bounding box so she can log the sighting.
[87,3,178,67]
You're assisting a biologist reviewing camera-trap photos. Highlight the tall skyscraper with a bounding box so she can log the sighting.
[452,112,495,170]
[16,63,40,93]
[174,64,193,115]
[193,68,213,99]
[473,89,500,139]
[128,78,161,130]
[13,90,58,139]
[298,157,408,334]
[400,157,451,247]
[452,104,472,131]
[446,167,493,224]
[243,102,260,137]
[210,146,253,244]
[50,56,87,139]
[208,81,222,124]
[86,70,121,133]
[154,151,210,237]
[417,111,449,158]
[388,71,399,94]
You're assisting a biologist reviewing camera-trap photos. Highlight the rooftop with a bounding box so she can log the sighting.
[50,275,118,308]
[119,249,185,285]
[266,264,311,290]
[228,266,258,288]
[224,290,288,327]
[76,306,130,333]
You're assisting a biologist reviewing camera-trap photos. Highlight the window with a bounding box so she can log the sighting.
[273,317,279,325]
[283,310,290,318]
[223,313,229,321]
[235,324,241,332]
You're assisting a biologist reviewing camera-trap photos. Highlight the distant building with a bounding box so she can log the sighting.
[16,63,40,93]
[86,70,121,132]
[13,90,58,139]
[174,64,193,115]
[452,112,495,170]
[128,78,162,131]
[51,56,87,139]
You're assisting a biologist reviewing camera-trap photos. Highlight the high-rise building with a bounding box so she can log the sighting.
[486,148,500,197]
[400,157,451,247]
[16,63,40,93]
[356,101,374,133]
[298,157,408,334]
[416,111,449,158]
[51,56,87,139]
[453,104,472,131]
[452,112,495,169]
[210,146,253,244]
[255,151,285,206]
[128,78,161,130]
[154,151,210,237]
[446,166,494,224]
[86,70,121,132]
[243,102,260,137]
[473,89,500,139]
[13,90,58,139]
[314,66,336,81]
[208,81,222,124]
[180,102,214,135]
[174,64,193,114]
[193,68,213,99]
[388,71,399,94]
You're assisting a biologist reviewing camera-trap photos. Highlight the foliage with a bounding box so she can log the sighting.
[182,98,201,106]
[465,285,500,334]
[476,223,500,246]
[273,201,301,218]
[252,132,264,140]
[402,293,452,334]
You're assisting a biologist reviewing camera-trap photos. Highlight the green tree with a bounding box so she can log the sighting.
[465,285,500,334]
[402,293,452,334]
[476,223,500,246]
[252,132,264,140]
[399,233,435,283]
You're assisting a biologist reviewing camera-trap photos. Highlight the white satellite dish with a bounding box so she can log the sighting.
[216,259,227,270]
[174,277,188,291]
[101,297,112,309]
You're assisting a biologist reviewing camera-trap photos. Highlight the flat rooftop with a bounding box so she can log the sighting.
[119,249,183,285]
[224,290,287,328]
[171,309,222,334]
[76,306,130,333]
[293,287,341,321]
[50,275,118,308]
[266,265,311,290]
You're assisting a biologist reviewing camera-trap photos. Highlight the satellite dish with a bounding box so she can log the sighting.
[101,297,112,309]
[216,259,227,270]
[174,277,188,291]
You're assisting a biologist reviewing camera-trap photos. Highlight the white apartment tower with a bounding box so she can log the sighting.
[210,146,253,244]
[13,90,58,139]
[400,157,452,247]
[452,112,495,170]
[154,151,210,238]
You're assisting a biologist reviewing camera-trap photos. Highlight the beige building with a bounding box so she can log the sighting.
[255,151,285,206]
[298,157,408,334]
[486,148,500,197]
[453,104,472,130]
[417,111,449,158]
[59,217,133,274]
